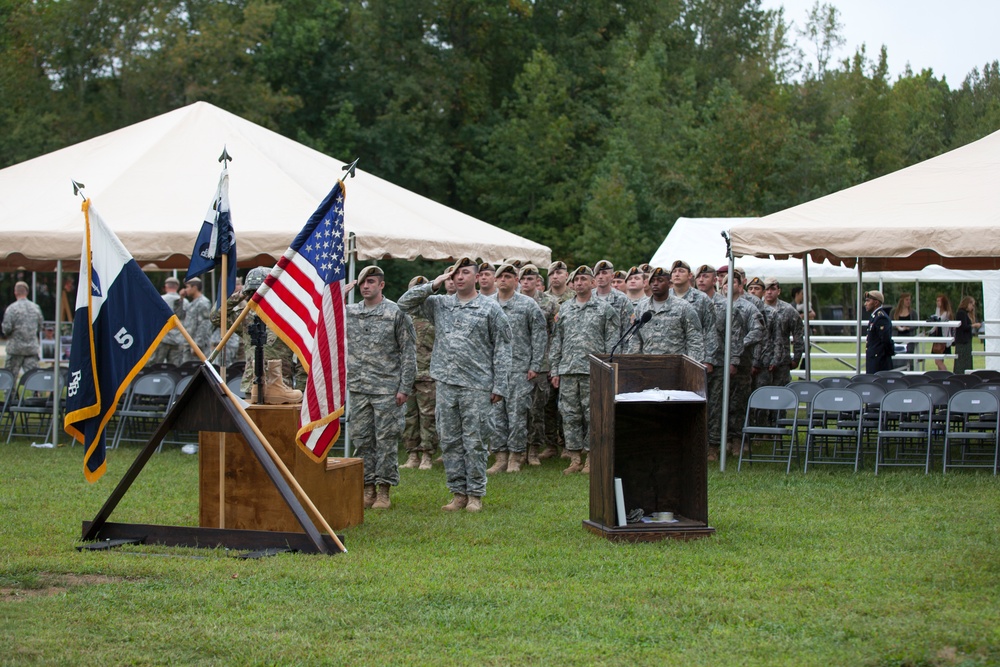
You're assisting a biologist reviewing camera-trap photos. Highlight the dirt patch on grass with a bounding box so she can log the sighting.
[0,573,137,601]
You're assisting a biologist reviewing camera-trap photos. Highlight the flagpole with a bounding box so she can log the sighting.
[174,320,347,553]
[218,254,228,528]
[207,300,252,364]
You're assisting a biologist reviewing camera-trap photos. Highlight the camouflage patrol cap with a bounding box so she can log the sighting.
[648,267,670,280]
[613,270,626,280]
[568,265,594,281]
[478,261,495,274]
[357,265,384,283]
[408,275,429,289]
[624,266,643,280]
[519,264,540,279]
[548,260,568,273]
[495,262,518,278]
[746,276,764,289]
[451,257,477,276]
[696,264,716,277]
[243,266,270,294]
[593,259,614,273]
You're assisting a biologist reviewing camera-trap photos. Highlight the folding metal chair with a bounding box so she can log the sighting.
[818,376,850,388]
[784,381,824,441]
[111,372,177,449]
[943,390,1000,474]
[922,370,953,381]
[847,382,886,455]
[804,389,863,472]
[5,368,63,443]
[874,370,905,379]
[851,374,878,383]
[0,369,15,434]
[738,387,800,472]
[227,375,246,399]
[875,390,934,474]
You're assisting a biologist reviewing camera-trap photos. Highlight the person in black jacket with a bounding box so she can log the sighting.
[865,290,894,373]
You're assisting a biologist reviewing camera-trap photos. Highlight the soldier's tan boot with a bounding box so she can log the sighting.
[466,496,483,512]
[418,452,433,470]
[486,451,509,475]
[363,484,376,509]
[372,484,391,510]
[506,452,525,473]
[538,445,559,460]
[402,452,420,469]
[251,360,302,404]
[441,494,468,511]
[527,446,541,466]
[562,451,583,475]
[581,452,590,474]
[561,448,571,459]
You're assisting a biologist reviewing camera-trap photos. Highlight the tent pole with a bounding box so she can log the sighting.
[915,280,922,371]
[343,232,357,458]
[856,261,863,374]
[720,254,735,472]
[802,257,811,380]
[51,260,63,444]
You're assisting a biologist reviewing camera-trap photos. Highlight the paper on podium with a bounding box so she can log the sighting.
[614,388,704,403]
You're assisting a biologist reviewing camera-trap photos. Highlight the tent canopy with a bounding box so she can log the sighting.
[0,102,550,271]
[652,218,995,284]
[729,128,1000,271]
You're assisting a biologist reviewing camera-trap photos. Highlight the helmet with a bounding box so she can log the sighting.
[243,266,270,294]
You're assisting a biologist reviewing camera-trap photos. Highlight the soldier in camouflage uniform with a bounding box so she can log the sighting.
[719,268,766,457]
[178,278,213,362]
[398,257,512,513]
[545,261,574,305]
[762,277,804,387]
[612,270,626,292]
[210,268,302,394]
[2,281,43,379]
[521,265,560,465]
[695,265,727,460]
[401,276,438,470]
[592,259,634,337]
[549,266,620,474]
[346,266,416,511]
[151,277,186,365]
[627,267,704,360]
[745,276,776,390]
[542,260,572,458]
[624,266,646,307]
[669,260,718,367]
[486,263,547,474]
[477,262,498,298]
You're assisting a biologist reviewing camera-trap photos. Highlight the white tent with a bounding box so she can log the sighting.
[0,102,550,271]
[652,217,996,284]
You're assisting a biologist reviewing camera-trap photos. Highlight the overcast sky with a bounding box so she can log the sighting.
[760,0,1000,86]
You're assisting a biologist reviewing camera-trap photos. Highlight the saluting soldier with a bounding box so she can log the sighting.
[486,263,547,474]
[401,275,439,471]
[398,257,512,513]
[345,266,417,510]
[549,266,619,475]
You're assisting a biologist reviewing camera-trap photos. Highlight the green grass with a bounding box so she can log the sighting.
[2,440,999,666]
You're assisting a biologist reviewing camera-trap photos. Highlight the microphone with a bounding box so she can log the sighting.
[610,310,653,362]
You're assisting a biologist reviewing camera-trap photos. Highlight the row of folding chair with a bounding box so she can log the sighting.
[3,368,67,443]
[738,383,1000,475]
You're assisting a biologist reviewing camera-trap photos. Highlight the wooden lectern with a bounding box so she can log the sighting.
[584,354,715,542]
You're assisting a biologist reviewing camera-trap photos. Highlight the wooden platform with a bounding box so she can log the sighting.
[199,404,363,533]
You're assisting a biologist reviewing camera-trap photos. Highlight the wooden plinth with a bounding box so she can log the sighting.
[199,405,363,533]
[583,519,715,543]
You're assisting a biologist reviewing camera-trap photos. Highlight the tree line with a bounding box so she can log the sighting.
[2,0,999,274]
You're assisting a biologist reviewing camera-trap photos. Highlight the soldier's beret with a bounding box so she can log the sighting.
[451,257,477,276]
[625,266,643,280]
[357,266,384,283]
[670,260,691,272]
[519,264,540,279]
[696,264,716,277]
[637,263,652,275]
[613,270,626,280]
[747,276,764,289]
[502,258,524,269]
[716,265,729,274]
[408,275,428,288]
[649,267,669,280]
[478,261,495,274]
[593,259,614,273]
[734,267,746,279]
[568,265,594,280]
[495,263,518,278]
[763,276,779,289]
[548,260,568,273]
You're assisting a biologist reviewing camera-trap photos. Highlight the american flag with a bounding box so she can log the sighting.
[248,182,347,461]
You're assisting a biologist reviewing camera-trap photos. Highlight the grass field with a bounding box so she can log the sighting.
[2,436,999,666]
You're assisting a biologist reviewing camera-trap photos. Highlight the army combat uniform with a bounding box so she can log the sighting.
[492,290,546,457]
[402,310,438,456]
[627,295,705,360]
[528,288,560,453]
[346,297,416,489]
[767,298,804,387]
[2,296,44,378]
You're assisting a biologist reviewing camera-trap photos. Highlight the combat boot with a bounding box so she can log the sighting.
[402,452,420,469]
[527,446,541,466]
[466,496,483,512]
[486,451,509,475]
[506,452,525,473]
[581,452,590,474]
[363,484,376,509]
[538,445,559,460]
[418,452,433,470]
[372,484,391,510]
[562,451,583,475]
[250,360,302,404]
[441,494,468,511]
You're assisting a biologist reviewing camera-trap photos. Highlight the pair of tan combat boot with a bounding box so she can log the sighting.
[401,451,434,470]
[562,450,590,475]
[363,484,392,510]
[249,360,302,404]
[441,494,482,512]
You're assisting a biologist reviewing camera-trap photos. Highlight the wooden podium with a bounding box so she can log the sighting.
[199,405,363,533]
[583,354,715,542]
